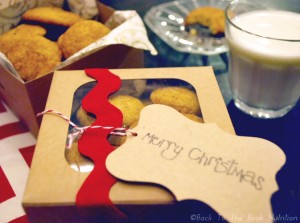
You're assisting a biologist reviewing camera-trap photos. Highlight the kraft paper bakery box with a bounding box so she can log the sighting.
[0,1,156,137]
[23,67,237,222]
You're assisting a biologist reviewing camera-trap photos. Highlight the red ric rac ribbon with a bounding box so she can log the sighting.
[76,69,128,221]
[37,69,133,222]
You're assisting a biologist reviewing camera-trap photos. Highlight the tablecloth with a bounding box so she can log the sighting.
[0,100,35,223]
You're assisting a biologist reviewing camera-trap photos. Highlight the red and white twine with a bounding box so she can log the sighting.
[36,109,137,148]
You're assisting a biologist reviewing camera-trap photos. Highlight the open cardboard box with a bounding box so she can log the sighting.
[0,2,148,137]
[23,67,235,222]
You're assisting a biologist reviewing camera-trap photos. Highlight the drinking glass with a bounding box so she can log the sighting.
[225,0,300,118]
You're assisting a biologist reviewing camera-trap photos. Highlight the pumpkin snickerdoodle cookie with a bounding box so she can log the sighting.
[0,35,61,81]
[185,6,225,35]
[150,86,201,115]
[22,6,82,27]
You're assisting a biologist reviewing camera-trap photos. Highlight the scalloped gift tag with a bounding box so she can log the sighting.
[106,104,286,222]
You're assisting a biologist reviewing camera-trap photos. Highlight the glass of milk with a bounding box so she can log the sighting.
[225,0,300,118]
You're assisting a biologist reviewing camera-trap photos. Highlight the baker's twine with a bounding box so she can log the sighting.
[37,109,137,148]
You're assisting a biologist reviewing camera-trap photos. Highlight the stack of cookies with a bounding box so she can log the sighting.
[0,7,111,81]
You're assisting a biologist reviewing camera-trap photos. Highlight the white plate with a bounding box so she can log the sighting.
[144,0,231,55]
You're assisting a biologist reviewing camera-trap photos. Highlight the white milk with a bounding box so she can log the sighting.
[226,10,300,115]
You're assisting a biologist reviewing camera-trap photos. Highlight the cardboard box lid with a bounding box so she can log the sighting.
[23,67,235,206]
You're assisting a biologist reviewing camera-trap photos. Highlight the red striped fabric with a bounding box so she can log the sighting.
[0,122,28,140]
[19,145,35,168]
[0,166,16,203]
[0,100,6,112]
[0,100,35,223]
[8,215,29,223]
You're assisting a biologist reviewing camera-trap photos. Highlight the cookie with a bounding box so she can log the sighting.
[76,106,96,126]
[76,105,125,147]
[76,97,143,147]
[109,94,145,128]
[65,141,94,172]
[185,6,225,34]
[22,7,82,27]
[58,20,110,58]
[0,24,46,50]
[76,95,144,128]
[150,86,201,115]
[0,35,61,81]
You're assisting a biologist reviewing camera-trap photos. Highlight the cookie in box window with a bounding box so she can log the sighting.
[76,95,144,128]
[108,95,145,128]
[76,95,144,147]
[150,86,203,123]
[150,86,201,115]
[65,141,94,172]
[108,95,144,146]
[76,106,96,127]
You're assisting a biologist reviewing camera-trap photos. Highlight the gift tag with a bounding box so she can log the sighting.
[106,104,286,222]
